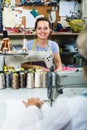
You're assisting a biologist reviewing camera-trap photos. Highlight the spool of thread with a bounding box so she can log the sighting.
[11,73,20,89]
[5,71,11,88]
[41,72,46,88]
[26,73,34,89]
[0,73,5,89]
[19,72,26,88]
[1,39,9,53]
[35,71,41,88]
[23,39,27,48]
[22,38,27,53]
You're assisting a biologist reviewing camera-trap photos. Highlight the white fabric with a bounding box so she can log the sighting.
[1,99,50,130]
[1,96,87,130]
[1,99,25,130]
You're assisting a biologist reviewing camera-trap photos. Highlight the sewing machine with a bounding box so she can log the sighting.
[0,50,53,70]
[46,69,87,105]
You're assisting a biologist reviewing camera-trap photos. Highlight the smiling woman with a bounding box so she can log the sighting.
[21,17,62,72]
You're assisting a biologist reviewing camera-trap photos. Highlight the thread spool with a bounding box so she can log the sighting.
[0,72,5,89]
[22,38,27,53]
[35,70,42,88]
[19,72,26,88]
[1,31,8,52]
[1,39,9,53]
[26,72,34,89]
[11,73,20,89]
[5,71,11,88]
[41,72,46,88]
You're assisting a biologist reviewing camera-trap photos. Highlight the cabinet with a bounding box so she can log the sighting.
[51,32,79,66]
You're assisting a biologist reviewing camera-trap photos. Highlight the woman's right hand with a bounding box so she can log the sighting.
[41,67,50,72]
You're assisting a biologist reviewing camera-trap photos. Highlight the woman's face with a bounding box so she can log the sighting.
[35,20,51,40]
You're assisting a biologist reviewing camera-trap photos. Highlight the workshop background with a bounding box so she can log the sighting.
[0,0,87,128]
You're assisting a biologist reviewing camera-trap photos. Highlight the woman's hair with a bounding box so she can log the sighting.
[34,17,52,29]
[76,24,87,79]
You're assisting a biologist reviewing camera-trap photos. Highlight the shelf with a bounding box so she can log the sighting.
[51,32,79,36]
[0,52,28,56]
[15,1,59,6]
[61,51,77,55]
[0,32,79,37]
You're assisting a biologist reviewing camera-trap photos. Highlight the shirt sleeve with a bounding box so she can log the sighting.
[19,106,43,130]
[36,97,72,130]
[49,40,60,54]
[19,98,72,130]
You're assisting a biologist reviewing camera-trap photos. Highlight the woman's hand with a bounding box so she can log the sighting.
[22,97,44,108]
[55,66,62,72]
[41,67,50,72]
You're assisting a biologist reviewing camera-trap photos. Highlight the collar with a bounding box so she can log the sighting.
[32,39,52,51]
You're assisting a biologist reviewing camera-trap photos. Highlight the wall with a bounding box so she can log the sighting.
[82,0,87,23]
[2,0,82,30]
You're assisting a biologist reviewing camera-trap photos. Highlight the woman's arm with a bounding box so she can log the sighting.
[21,63,38,70]
[53,53,62,71]
[21,63,50,72]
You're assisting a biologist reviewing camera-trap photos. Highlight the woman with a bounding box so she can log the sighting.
[22,17,62,71]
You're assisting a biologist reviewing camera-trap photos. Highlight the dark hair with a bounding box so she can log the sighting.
[34,17,52,29]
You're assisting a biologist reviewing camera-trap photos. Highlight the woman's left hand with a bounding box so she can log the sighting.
[22,97,44,108]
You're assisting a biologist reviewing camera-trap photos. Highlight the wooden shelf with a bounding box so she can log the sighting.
[61,51,77,55]
[0,32,79,36]
[51,32,79,36]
